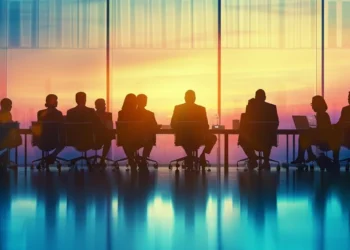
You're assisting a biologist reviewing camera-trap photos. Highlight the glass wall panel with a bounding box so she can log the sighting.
[111,0,219,165]
[222,0,320,163]
[4,0,107,164]
[325,0,350,159]
[0,50,6,99]
[325,0,349,120]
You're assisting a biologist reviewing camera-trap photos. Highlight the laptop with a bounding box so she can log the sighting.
[292,116,310,129]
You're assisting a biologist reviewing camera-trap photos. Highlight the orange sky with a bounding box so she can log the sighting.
[4,48,350,128]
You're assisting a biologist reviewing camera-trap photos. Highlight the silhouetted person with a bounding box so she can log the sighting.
[0,98,13,123]
[135,94,158,172]
[67,92,111,163]
[0,98,21,166]
[38,94,64,122]
[117,94,139,172]
[37,94,65,164]
[239,89,279,169]
[337,92,350,128]
[292,95,339,165]
[94,98,113,165]
[95,98,113,128]
[171,90,217,167]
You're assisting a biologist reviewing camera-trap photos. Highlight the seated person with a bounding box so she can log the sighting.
[117,93,139,172]
[95,98,113,129]
[0,98,13,123]
[0,98,21,165]
[38,94,64,122]
[136,94,158,171]
[37,94,65,164]
[67,92,111,165]
[292,95,339,165]
[170,90,217,167]
[239,89,279,170]
[94,98,113,161]
[337,92,350,129]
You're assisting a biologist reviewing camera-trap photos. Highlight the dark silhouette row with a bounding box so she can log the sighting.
[1,89,350,172]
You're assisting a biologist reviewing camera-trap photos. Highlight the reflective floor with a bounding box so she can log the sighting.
[1,168,350,250]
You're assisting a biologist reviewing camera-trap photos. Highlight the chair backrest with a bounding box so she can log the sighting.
[173,121,206,149]
[0,122,21,149]
[116,121,143,147]
[31,121,62,151]
[64,122,94,151]
[342,122,350,148]
[238,113,278,149]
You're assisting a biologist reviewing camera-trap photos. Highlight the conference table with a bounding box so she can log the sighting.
[18,128,301,171]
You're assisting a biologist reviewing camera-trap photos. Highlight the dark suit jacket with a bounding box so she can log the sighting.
[337,105,350,128]
[170,103,209,147]
[170,103,209,130]
[96,111,113,126]
[136,108,157,132]
[37,108,64,122]
[136,108,158,145]
[66,106,99,123]
[240,99,279,148]
[245,99,279,126]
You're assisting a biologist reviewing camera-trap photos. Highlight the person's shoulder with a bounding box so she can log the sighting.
[342,105,350,112]
[195,104,206,111]
[175,104,184,109]
[67,107,76,113]
[145,109,154,116]
[37,109,46,115]
[264,102,276,108]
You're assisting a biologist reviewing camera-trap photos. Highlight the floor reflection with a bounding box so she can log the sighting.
[0,169,350,250]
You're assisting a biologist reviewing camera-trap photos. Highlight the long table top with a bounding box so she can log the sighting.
[18,128,301,135]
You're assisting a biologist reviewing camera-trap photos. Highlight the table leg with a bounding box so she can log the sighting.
[24,134,27,168]
[286,134,289,163]
[224,134,229,173]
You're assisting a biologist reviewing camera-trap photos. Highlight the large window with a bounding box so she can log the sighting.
[1,0,347,163]
[110,0,219,163]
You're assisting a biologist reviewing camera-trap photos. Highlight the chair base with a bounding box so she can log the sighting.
[31,151,69,171]
[68,152,93,171]
[113,151,159,172]
[0,149,18,170]
[169,150,211,172]
[237,152,280,171]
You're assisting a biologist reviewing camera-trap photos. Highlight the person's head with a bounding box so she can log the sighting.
[137,94,147,109]
[75,92,86,106]
[122,93,137,111]
[255,89,266,102]
[185,90,196,104]
[45,94,58,108]
[311,95,328,113]
[0,98,12,112]
[95,98,106,112]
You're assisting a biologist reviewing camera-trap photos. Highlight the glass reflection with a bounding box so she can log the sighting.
[1,170,350,250]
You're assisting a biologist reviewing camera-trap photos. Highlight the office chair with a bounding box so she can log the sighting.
[306,144,335,172]
[87,116,115,169]
[0,122,21,170]
[65,122,95,171]
[31,121,69,171]
[113,121,158,171]
[337,125,350,171]
[293,127,339,172]
[168,121,211,173]
[237,115,280,171]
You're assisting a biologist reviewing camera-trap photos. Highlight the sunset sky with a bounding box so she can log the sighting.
[1,0,350,162]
